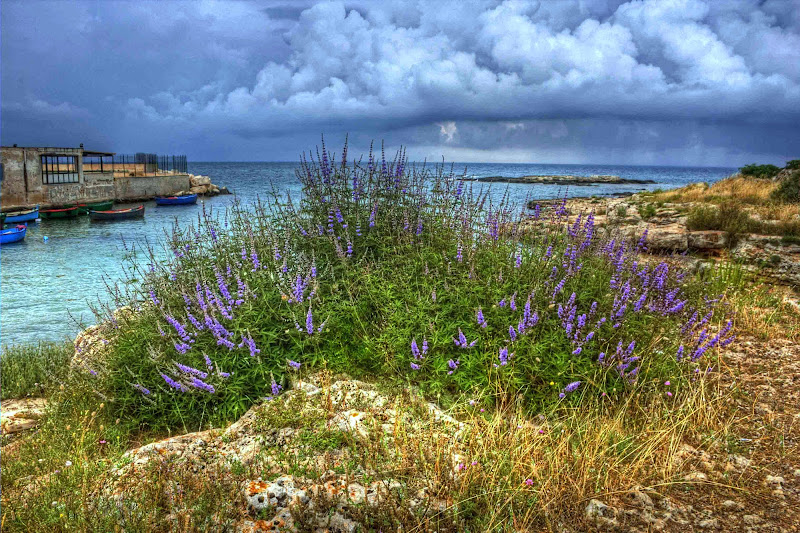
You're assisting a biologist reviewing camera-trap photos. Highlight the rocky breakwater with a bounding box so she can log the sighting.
[181,174,231,197]
[474,174,656,186]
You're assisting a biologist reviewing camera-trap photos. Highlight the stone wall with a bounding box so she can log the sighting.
[113,174,191,201]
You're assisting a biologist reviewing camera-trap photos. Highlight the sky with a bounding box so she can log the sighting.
[1,0,799,167]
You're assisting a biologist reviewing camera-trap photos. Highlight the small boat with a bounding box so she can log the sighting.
[89,205,145,221]
[155,194,198,206]
[4,206,39,223]
[40,206,80,219]
[76,200,114,215]
[1,224,27,245]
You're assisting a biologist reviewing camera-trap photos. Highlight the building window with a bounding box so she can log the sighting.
[41,155,79,184]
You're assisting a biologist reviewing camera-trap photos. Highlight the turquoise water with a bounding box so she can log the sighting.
[0,162,735,346]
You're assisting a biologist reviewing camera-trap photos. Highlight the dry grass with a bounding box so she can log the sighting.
[653,176,777,205]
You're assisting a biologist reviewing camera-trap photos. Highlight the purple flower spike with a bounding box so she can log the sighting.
[509,325,517,341]
[189,376,215,393]
[161,373,188,392]
[477,308,487,328]
[447,359,460,375]
[560,381,581,398]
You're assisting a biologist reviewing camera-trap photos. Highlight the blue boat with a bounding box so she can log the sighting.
[4,205,39,223]
[155,194,197,206]
[1,224,27,245]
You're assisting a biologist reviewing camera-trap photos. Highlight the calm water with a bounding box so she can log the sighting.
[0,162,735,346]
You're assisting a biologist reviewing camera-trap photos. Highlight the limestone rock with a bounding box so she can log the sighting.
[0,397,47,435]
[688,230,727,250]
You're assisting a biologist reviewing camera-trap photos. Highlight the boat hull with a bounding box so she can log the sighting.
[0,225,26,245]
[4,207,39,223]
[88,205,145,221]
[155,194,198,206]
[76,201,114,215]
[40,206,80,219]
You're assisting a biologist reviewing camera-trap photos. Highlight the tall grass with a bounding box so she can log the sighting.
[1,342,73,400]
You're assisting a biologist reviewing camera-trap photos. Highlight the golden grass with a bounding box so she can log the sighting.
[653,176,777,205]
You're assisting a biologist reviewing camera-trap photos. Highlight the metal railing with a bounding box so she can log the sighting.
[110,153,187,177]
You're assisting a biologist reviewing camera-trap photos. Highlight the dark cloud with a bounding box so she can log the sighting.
[2,0,798,166]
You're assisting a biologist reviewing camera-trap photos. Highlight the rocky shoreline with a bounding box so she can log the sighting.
[465,174,656,185]
[522,192,800,286]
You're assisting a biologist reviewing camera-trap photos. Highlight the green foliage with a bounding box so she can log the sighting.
[771,170,800,203]
[615,205,627,217]
[786,160,800,170]
[739,163,781,179]
[637,203,657,220]
[80,142,730,432]
[686,203,752,246]
[1,342,73,399]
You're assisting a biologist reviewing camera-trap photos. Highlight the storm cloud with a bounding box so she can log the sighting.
[2,0,798,165]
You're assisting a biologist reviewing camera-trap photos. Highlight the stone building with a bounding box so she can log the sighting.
[0,145,190,210]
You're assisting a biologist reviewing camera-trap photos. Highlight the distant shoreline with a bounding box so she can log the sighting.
[461,174,657,186]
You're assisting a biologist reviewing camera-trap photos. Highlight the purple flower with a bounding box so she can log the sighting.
[497,346,513,366]
[288,360,301,369]
[161,373,188,392]
[422,337,429,355]
[306,307,314,335]
[561,381,581,395]
[188,376,215,393]
[477,308,487,328]
[508,325,517,341]
[175,363,208,379]
[410,362,420,370]
[133,384,151,395]
[271,379,282,396]
[447,359,460,375]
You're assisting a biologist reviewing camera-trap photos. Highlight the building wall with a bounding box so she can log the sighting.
[1,146,189,210]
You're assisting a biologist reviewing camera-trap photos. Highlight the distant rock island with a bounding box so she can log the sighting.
[465,175,657,185]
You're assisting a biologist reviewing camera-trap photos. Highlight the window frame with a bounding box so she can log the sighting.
[41,154,79,185]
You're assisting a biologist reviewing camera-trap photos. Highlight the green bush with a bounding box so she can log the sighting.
[686,203,752,246]
[637,203,657,220]
[771,171,800,204]
[85,141,732,432]
[740,163,781,179]
[786,160,800,170]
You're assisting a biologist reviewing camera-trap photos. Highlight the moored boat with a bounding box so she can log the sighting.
[4,206,39,223]
[88,205,145,221]
[155,194,198,206]
[76,200,114,215]
[0,224,27,245]
[40,206,80,219]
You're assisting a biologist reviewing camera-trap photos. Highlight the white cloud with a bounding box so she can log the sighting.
[2,0,799,164]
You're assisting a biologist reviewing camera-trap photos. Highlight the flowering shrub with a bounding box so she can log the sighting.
[95,140,733,430]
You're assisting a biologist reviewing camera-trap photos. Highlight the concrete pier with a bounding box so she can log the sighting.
[0,145,191,210]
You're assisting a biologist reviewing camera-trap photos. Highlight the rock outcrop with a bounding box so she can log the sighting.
[182,174,230,197]
[101,373,463,532]
[0,398,47,435]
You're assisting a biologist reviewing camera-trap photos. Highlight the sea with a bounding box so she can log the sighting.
[0,162,735,346]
